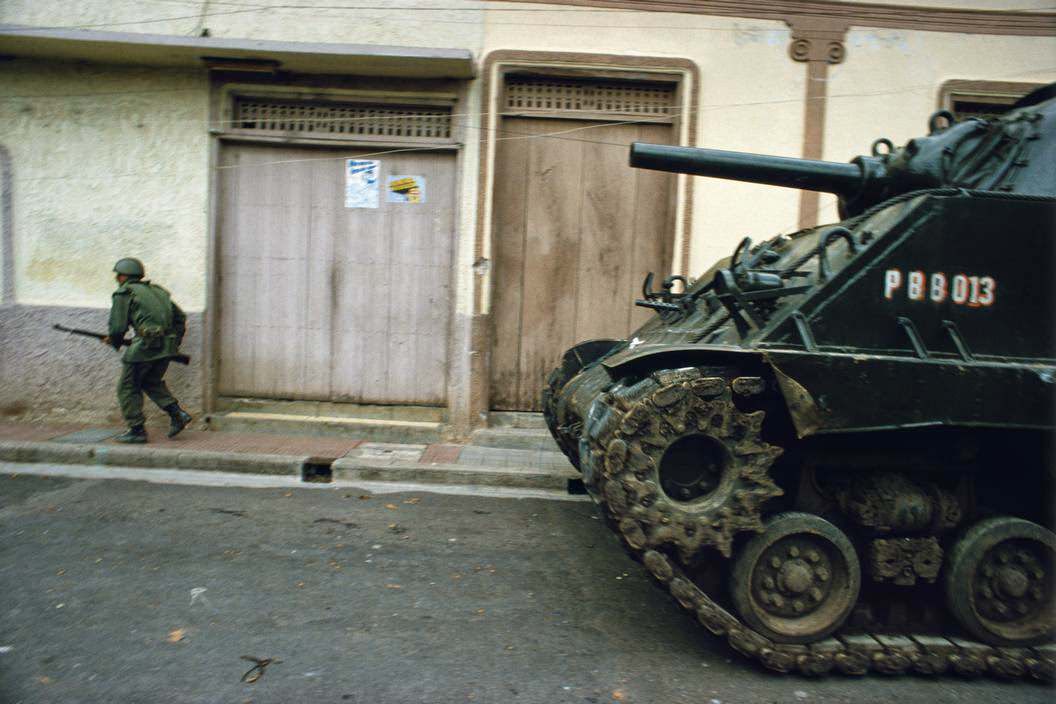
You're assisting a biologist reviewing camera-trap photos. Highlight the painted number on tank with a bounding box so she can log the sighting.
[883,269,995,307]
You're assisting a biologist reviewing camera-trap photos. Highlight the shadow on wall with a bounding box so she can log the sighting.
[0,143,202,425]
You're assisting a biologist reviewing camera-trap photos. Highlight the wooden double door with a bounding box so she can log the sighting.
[216,142,455,405]
[489,118,676,411]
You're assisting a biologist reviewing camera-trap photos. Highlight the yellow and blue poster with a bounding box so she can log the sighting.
[387,175,426,204]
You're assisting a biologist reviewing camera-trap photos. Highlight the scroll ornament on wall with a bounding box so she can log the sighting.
[787,18,849,64]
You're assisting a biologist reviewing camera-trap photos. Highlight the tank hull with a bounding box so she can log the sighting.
[541,96,1056,679]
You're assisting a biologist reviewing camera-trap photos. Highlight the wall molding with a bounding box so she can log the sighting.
[788,17,848,64]
[784,17,850,229]
[492,0,1056,37]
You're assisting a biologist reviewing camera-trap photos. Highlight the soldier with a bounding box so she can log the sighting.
[104,258,193,443]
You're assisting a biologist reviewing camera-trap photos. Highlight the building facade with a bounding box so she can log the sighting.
[1,1,1053,436]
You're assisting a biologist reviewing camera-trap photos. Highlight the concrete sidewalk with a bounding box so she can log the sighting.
[0,421,580,493]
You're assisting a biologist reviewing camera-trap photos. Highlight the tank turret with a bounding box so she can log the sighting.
[630,86,1055,216]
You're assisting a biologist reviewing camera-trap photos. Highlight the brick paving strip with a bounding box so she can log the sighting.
[0,421,363,476]
[418,444,463,464]
[0,422,88,443]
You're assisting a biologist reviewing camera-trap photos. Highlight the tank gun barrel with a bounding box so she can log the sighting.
[629,143,875,198]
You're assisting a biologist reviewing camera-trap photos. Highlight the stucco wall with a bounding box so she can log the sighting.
[0,60,209,310]
[0,60,209,422]
[0,1,486,50]
[3,2,1052,285]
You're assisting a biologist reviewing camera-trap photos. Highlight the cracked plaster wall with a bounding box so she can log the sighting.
[0,61,209,310]
[0,61,208,421]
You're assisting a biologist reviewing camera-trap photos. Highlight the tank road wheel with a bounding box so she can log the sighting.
[729,512,861,644]
[594,368,783,560]
[945,517,1056,646]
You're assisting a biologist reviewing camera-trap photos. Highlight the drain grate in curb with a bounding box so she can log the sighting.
[302,460,334,483]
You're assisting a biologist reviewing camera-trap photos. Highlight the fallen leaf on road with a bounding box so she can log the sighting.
[55,569,65,576]
[403,497,421,504]
[612,691,625,701]
[384,503,398,510]
[358,495,372,500]
[240,655,281,684]
[476,608,485,615]
[37,676,52,685]
[387,523,407,534]
[283,492,292,498]
[385,583,403,590]
[167,628,185,643]
[296,581,305,588]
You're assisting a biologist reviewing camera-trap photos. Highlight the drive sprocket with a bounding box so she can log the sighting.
[583,367,783,561]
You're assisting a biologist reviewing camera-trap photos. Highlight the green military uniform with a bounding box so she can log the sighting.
[108,270,187,431]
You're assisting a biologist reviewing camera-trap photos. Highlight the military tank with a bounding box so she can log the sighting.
[543,84,1056,679]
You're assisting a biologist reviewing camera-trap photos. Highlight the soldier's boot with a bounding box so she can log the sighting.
[165,404,192,438]
[115,425,148,444]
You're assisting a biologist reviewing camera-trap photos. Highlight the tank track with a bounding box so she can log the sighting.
[559,367,1056,682]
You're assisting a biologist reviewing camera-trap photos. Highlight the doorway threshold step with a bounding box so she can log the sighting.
[470,426,560,452]
[205,411,443,444]
[486,411,548,430]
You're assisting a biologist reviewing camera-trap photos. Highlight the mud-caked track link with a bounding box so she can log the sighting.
[575,367,1056,681]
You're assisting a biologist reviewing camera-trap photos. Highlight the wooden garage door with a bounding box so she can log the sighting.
[489,118,675,411]
[217,143,455,405]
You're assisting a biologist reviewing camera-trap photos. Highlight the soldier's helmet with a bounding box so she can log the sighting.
[113,258,145,278]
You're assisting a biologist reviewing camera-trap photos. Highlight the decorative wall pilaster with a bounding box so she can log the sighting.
[788,18,848,230]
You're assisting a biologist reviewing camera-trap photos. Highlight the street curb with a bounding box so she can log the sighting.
[331,457,578,490]
[0,441,306,476]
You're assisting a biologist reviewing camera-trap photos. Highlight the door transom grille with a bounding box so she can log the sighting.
[232,97,453,139]
[504,76,676,119]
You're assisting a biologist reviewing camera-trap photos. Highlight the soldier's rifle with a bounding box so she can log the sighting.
[52,324,191,365]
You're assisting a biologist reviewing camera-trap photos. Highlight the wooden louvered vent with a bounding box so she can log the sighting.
[504,76,676,119]
[232,97,453,140]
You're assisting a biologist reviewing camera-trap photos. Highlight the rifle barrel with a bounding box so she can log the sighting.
[53,324,105,340]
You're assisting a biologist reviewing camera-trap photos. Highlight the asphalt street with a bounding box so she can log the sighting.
[0,467,1050,704]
